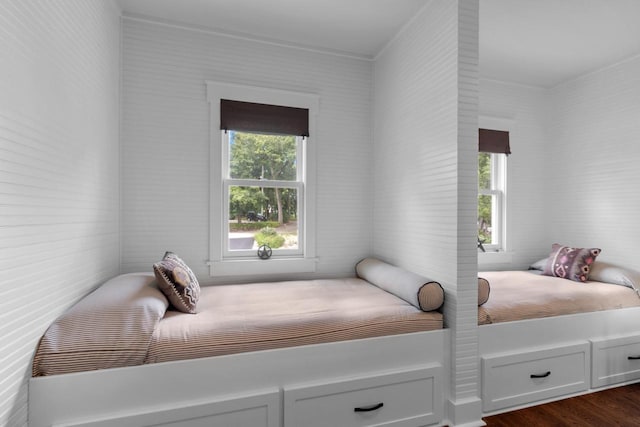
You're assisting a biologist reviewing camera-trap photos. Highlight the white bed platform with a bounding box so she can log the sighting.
[29,329,450,427]
[479,306,640,415]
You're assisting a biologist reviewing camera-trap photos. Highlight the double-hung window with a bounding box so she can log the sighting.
[207,82,318,276]
[478,128,510,252]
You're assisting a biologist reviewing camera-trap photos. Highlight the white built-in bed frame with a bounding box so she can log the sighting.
[33,306,640,425]
[479,307,640,414]
[29,329,449,427]
[32,260,640,426]
[478,263,640,416]
[29,258,451,427]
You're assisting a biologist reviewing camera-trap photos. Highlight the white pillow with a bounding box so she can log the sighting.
[588,261,640,290]
[528,257,548,271]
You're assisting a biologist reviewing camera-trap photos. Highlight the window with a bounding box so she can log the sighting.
[224,131,303,257]
[207,82,318,276]
[478,127,510,252]
[478,151,506,251]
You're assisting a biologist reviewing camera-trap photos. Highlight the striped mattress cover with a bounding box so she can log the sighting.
[33,273,442,376]
[144,277,442,364]
[478,270,640,325]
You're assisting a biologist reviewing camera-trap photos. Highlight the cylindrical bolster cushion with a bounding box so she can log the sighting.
[355,258,444,311]
[478,277,490,306]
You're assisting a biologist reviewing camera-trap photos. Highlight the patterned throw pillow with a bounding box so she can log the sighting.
[153,252,200,313]
[543,244,601,282]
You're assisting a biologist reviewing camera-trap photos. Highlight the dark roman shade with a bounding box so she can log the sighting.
[479,128,510,155]
[220,99,309,137]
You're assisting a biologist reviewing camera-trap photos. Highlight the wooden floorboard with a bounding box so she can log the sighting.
[483,383,640,426]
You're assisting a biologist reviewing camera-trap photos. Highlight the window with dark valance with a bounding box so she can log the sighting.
[479,128,510,155]
[220,99,309,137]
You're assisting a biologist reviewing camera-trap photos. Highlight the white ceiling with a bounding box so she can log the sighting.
[480,0,640,87]
[116,0,640,88]
[115,0,427,59]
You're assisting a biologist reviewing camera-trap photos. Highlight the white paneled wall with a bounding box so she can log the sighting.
[373,0,480,424]
[480,57,640,273]
[373,0,458,286]
[120,17,373,282]
[548,55,640,271]
[0,1,121,426]
[481,57,640,272]
[479,80,550,269]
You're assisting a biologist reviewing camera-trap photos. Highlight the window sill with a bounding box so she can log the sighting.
[478,250,513,266]
[209,257,318,277]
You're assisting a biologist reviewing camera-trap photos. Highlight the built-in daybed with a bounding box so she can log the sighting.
[29,256,450,427]
[477,244,640,415]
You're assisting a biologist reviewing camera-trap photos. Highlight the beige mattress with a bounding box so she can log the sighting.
[478,270,640,325]
[145,278,442,364]
[33,271,442,377]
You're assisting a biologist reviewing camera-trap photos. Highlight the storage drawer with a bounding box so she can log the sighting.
[592,334,640,388]
[482,342,590,412]
[283,365,442,427]
[54,389,281,427]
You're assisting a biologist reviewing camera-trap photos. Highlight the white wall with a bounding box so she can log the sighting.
[479,79,550,270]
[547,55,640,271]
[480,54,640,273]
[373,1,480,424]
[120,17,373,283]
[0,1,121,426]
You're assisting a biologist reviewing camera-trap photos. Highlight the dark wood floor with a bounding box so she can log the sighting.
[483,383,640,426]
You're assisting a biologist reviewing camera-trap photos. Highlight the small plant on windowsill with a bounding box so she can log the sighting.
[254,227,285,249]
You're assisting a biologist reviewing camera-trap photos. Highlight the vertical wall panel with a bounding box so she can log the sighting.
[455,0,481,414]
[373,0,480,424]
[373,0,458,285]
[0,1,121,426]
[548,56,640,270]
[120,18,373,282]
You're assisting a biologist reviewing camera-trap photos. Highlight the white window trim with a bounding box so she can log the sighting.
[479,153,506,251]
[206,81,319,277]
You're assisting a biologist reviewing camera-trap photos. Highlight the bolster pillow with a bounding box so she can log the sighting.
[478,277,490,306]
[355,258,444,311]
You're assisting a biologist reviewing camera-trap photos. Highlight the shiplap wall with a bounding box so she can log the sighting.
[0,1,121,426]
[454,2,482,424]
[120,17,373,282]
[373,1,480,424]
[479,79,550,269]
[480,54,640,272]
[548,55,640,271]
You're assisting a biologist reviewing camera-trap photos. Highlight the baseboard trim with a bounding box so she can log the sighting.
[447,396,485,427]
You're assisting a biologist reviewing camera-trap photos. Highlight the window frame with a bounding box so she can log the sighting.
[478,117,512,256]
[478,152,506,251]
[206,82,318,276]
[222,132,305,258]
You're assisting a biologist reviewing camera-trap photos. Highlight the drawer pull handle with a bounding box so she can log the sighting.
[530,371,551,379]
[628,356,640,360]
[354,402,384,412]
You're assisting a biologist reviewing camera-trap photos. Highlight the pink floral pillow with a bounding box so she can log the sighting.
[543,244,601,282]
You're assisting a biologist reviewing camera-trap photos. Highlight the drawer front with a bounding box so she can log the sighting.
[592,334,640,388]
[55,390,281,427]
[482,342,590,412]
[283,365,442,427]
